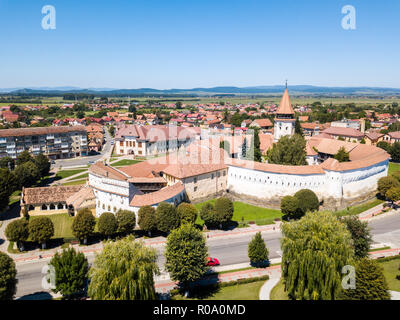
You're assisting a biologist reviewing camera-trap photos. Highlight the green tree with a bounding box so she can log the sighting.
[248,232,269,266]
[156,202,180,234]
[16,150,33,166]
[116,209,136,234]
[339,258,390,300]
[334,146,350,162]
[138,205,157,236]
[386,186,400,204]
[294,189,319,216]
[342,216,372,259]
[88,236,159,300]
[214,197,234,228]
[34,153,51,177]
[280,195,300,220]
[377,176,400,198]
[5,219,29,251]
[241,137,248,158]
[0,252,17,300]
[295,118,304,136]
[72,208,96,244]
[14,161,40,189]
[164,224,208,294]
[0,168,15,212]
[390,142,400,162]
[266,134,307,165]
[0,157,14,170]
[177,203,198,225]
[199,202,219,228]
[281,211,353,300]
[28,217,54,249]
[97,212,118,238]
[377,141,391,152]
[49,248,89,299]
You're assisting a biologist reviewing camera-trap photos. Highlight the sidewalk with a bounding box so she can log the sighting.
[155,264,282,294]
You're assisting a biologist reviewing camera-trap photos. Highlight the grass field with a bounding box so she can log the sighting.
[333,198,384,217]
[69,172,89,180]
[388,162,400,176]
[55,169,87,180]
[110,159,142,167]
[62,179,87,186]
[194,199,282,226]
[171,280,265,300]
[270,279,289,300]
[30,213,75,239]
[378,257,400,292]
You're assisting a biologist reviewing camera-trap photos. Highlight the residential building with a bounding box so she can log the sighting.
[0,126,88,159]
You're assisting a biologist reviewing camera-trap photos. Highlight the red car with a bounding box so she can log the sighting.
[206,257,220,266]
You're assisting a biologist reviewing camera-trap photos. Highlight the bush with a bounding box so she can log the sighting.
[280,196,300,220]
[156,202,180,234]
[138,205,157,236]
[28,217,54,249]
[98,212,118,238]
[294,189,319,215]
[177,203,198,225]
[116,210,136,234]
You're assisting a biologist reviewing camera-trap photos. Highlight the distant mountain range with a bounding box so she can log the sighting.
[1,85,400,95]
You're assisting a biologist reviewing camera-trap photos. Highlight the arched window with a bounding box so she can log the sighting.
[57,203,63,209]
[50,203,55,210]
[29,205,34,211]
[42,204,47,210]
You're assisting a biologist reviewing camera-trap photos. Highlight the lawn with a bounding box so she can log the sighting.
[171,280,265,300]
[194,200,282,226]
[110,159,142,167]
[333,198,384,217]
[388,162,400,176]
[270,279,289,300]
[378,257,400,292]
[69,172,89,180]
[30,213,75,239]
[55,169,87,180]
[62,179,87,186]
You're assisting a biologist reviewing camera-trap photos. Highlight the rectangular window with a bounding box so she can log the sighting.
[211,173,214,179]
[194,177,197,184]
[120,141,123,146]
[194,186,197,192]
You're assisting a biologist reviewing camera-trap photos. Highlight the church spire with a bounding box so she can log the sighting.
[276,86,294,115]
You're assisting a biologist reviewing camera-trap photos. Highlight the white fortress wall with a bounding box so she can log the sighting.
[227,165,327,200]
[340,159,389,200]
[89,172,140,217]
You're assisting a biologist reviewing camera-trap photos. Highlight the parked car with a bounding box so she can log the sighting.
[88,160,95,165]
[206,257,220,267]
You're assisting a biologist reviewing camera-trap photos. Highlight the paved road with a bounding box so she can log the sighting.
[369,212,400,248]
[52,128,112,169]
[14,212,400,299]
[15,230,281,298]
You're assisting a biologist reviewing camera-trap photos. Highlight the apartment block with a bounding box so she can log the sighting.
[0,126,88,159]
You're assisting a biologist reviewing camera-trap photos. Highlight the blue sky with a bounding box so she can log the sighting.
[0,0,399,88]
